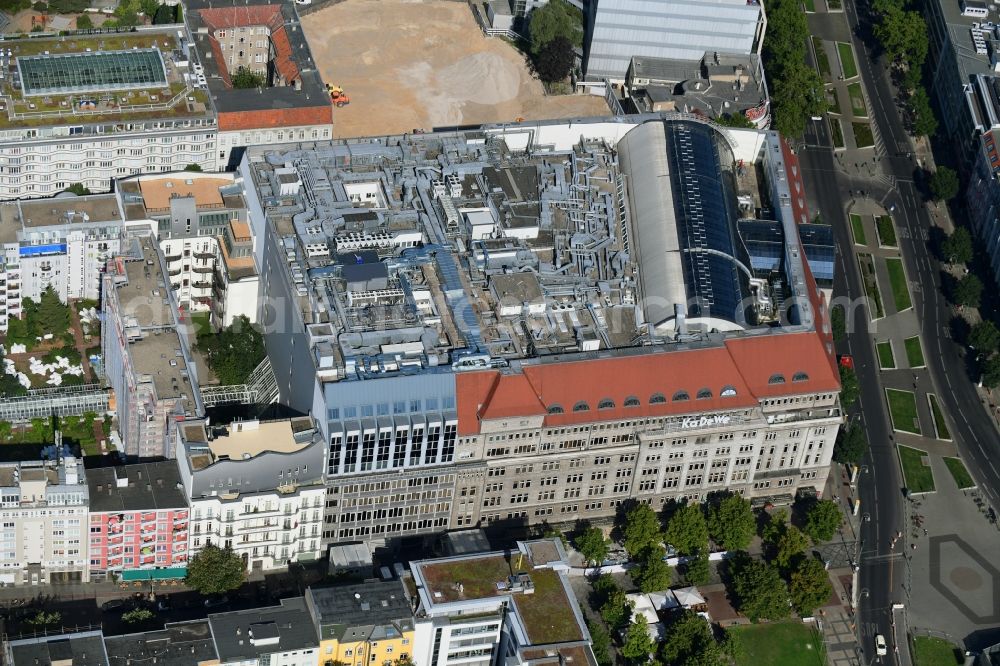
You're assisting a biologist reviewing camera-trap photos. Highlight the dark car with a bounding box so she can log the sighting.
[155,597,172,612]
[203,595,229,609]
[100,599,127,612]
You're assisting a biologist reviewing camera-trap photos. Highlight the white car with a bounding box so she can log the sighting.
[875,634,887,657]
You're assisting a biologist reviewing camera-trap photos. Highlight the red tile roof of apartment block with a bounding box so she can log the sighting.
[456,328,840,435]
[217,105,332,131]
[781,138,810,225]
[197,5,283,31]
[270,26,300,83]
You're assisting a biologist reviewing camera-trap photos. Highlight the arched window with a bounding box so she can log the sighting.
[649,393,667,404]
[697,388,712,399]
[624,396,641,408]
[573,401,591,412]
[672,391,690,402]
[792,371,809,383]
[768,374,786,385]
[547,404,564,414]
[598,398,616,410]
[720,385,737,397]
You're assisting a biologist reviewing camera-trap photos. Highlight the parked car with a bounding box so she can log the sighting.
[204,595,229,609]
[156,597,172,612]
[100,599,127,612]
[875,634,887,657]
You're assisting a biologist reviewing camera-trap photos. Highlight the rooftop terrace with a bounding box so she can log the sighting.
[0,31,212,131]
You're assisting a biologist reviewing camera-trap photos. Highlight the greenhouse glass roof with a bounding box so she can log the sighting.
[17,48,167,96]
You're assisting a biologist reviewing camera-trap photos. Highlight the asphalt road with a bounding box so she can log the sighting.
[797,0,1000,660]
[842,0,1000,511]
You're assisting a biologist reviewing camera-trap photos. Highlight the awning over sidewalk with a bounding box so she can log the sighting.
[121,567,187,581]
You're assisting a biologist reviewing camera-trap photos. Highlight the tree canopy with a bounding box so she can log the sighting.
[658,610,721,666]
[775,524,809,569]
[970,321,1000,356]
[232,66,267,89]
[942,227,974,265]
[622,503,662,557]
[632,545,672,593]
[761,0,825,137]
[528,0,583,54]
[929,166,960,202]
[534,36,575,83]
[982,354,1000,388]
[873,0,928,69]
[951,274,984,309]
[75,13,93,29]
[732,556,791,622]
[37,286,70,336]
[839,364,860,409]
[184,543,245,595]
[707,492,755,552]
[620,617,655,665]
[911,87,938,137]
[804,499,843,543]
[681,549,711,587]
[833,423,868,465]
[789,556,833,616]
[64,183,91,196]
[574,525,609,565]
[594,574,633,632]
[196,315,266,384]
[663,501,708,556]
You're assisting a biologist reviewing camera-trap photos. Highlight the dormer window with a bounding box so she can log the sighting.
[573,401,591,412]
[650,393,667,404]
[768,374,786,385]
[598,398,615,410]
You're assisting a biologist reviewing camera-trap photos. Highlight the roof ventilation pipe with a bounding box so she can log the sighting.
[674,302,687,336]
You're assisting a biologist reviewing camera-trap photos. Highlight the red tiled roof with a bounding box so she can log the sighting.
[270,26,299,84]
[781,138,810,225]
[455,329,840,436]
[217,105,332,131]
[197,5,283,31]
[207,37,231,87]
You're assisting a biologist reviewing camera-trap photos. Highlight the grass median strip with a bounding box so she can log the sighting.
[886,257,912,312]
[876,214,896,247]
[877,341,895,369]
[929,394,950,440]
[905,335,924,367]
[944,457,974,489]
[838,42,858,78]
[887,388,921,434]
[813,39,831,76]
[850,213,867,245]
[853,122,875,148]
[847,82,867,116]
[898,444,934,492]
[859,253,884,319]
[830,117,845,148]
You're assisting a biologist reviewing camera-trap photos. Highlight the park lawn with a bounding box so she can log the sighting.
[905,336,925,367]
[899,445,934,493]
[853,122,875,148]
[887,388,921,434]
[813,37,831,76]
[838,42,858,78]
[876,214,897,247]
[886,258,912,312]
[831,117,845,149]
[733,622,825,666]
[850,213,867,245]
[859,253,884,319]
[803,0,816,11]
[929,394,951,440]
[944,457,975,490]
[848,82,867,116]
[877,341,896,369]
[912,635,963,665]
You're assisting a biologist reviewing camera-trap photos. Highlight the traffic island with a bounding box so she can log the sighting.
[898,445,935,493]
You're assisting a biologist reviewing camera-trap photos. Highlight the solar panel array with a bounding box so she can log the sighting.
[17,48,167,97]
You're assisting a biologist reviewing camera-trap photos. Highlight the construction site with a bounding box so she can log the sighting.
[300,0,610,137]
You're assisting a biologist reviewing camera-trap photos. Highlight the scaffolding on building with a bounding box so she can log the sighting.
[200,356,279,408]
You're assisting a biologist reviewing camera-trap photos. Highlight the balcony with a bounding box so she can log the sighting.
[193,265,213,274]
[164,253,182,263]
[194,251,214,260]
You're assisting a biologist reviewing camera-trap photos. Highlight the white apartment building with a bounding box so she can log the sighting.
[0,194,123,330]
[176,417,326,572]
[0,454,89,584]
[0,29,217,201]
[117,172,257,324]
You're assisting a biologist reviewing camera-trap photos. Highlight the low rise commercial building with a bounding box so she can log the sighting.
[86,461,190,580]
[306,580,415,666]
[176,417,326,572]
[209,597,320,666]
[410,538,595,666]
[103,620,219,665]
[0,455,89,584]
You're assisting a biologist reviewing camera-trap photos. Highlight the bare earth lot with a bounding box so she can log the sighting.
[301,0,609,137]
